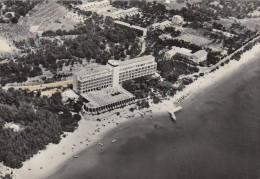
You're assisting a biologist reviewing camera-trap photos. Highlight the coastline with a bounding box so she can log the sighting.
[9,43,260,179]
[150,43,260,111]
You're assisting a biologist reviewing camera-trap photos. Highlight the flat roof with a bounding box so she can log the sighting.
[131,25,147,31]
[114,20,130,27]
[108,60,119,67]
[82,86,135,108]
[117,55,155,67]
[152,20,171,27]
[166,46,192,57]
[74,64,112,79]
[192,50,208,58]
[111,7,139,16]
[124,7,139,12]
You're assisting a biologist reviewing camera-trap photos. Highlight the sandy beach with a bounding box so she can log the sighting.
[1,43,258,179]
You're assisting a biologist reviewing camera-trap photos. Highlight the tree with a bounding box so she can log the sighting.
[153,96,161,104]
[0,117,5,130]
[73,114,81,121]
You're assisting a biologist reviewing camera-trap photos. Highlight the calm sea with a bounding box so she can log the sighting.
[48,56,260,179]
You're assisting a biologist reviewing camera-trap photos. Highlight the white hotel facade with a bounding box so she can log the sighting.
[73,55,157,94]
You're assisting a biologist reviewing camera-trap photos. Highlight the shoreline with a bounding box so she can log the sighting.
[150,43,260,112]
[6,43,260,179]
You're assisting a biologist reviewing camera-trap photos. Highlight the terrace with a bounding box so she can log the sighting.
[82,86,135,114]
[74,64,112,81]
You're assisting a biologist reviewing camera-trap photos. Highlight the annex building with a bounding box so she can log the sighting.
[82,86,135,114]
[151,20,172,30]
[165,46,208,63]
[76,1,140,19]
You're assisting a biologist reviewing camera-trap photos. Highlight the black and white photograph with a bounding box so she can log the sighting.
[0,0,260,178]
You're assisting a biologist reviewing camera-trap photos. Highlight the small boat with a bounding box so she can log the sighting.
[111,139,117,143]
[73,155,79,158]
[98,142,104,146]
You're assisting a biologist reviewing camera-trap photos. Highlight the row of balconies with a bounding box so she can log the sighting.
[119,67,156,77]
[119,70,155,79]
[80,84,111,94]
[79,81,112,90]
[119,61,155,71]
[119,65,156,75]
[79,80,112,87]
[79,76,112,83]
[119,69,156,82]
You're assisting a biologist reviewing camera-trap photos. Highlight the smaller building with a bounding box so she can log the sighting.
[165,46,192,59]
[124,7,139,16]
[96,6,118,14]
[191,50,208,63]
[82,86,135,114]
[165,47,208,64]
[172,15,184,25]
[151,20,172,30]
[109,7,140,19]
[132,25,148,36]
[81,0,110,9]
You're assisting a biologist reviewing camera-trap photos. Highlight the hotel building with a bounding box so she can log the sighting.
[73,55,157,94]
[108,55,157,85]
[73,64,113,94]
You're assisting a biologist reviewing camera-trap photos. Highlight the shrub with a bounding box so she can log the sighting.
[153,96,161,104]
[129,108,135,112]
